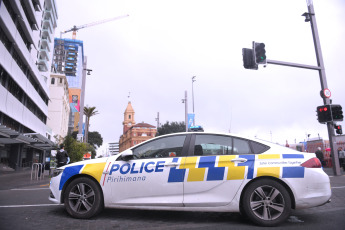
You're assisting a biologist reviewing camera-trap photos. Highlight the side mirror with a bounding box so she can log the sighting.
[120,149,134,161]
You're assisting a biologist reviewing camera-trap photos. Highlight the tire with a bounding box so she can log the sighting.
[64,177,103,219]
[242,179,291,227]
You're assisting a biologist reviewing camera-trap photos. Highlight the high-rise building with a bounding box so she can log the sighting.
[0,0,57,170]
[51,38,84,134]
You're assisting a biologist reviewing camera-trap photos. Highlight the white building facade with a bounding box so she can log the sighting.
[0,0,57,170]
[47,73,69,144]
[109,142,119,155]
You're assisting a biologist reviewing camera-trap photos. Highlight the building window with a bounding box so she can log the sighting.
[129,115,131,119]
[51,78,55,84]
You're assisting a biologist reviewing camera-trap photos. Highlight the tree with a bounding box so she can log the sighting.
[88,131,103,148]
[84,106,99,143]
[157,121,186,136]
[71,131,102,159]
[71,131,103,148]
[63,135,89,163]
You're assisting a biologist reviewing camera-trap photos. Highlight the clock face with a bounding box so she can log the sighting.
[127,122,132,127]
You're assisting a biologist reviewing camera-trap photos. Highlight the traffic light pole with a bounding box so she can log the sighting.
[259,1,341,175]
[306,1,340,176]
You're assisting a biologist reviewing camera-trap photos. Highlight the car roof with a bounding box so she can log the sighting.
[129,131,275,149]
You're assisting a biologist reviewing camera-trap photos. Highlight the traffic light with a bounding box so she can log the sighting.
[242,48,258,70]
[331,104,343,121]
[316,105,332,123]
[254,42,267,64]
[334,125,342,135]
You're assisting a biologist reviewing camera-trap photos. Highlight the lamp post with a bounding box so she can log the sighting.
[182,91,188,132]
[192,76,196,126]
[78,56,92,142]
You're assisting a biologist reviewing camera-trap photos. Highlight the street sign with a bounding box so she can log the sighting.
[321,88,331,99]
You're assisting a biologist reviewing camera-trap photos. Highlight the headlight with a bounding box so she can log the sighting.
[52,169,63,178]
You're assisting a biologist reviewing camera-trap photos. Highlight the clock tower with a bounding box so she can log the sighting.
[123,101,135,133]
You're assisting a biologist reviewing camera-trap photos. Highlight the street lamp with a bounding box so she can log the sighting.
[192,76,196,126]
[181,91,188,132]
[78,56,92,142]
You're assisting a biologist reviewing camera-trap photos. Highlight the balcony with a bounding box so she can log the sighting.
[41,29,52,43]
[37,58,48,72]
[40,39,50,52]
[40,47,50,61]
[43,18,53,34]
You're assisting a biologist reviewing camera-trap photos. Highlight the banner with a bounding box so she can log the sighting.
[188,113,195,129]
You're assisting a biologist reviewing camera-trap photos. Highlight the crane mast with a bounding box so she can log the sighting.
[60,14,129,39]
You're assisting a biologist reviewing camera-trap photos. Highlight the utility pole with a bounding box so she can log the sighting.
[305,0,341,175]
[182,91,188,132]
[78,57,87,142]
[155,112,160,129]
[192,76,196,126]
[242,1,341,176]
[78,57,92,143]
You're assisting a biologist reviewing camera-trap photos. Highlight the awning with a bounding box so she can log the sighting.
[0,124,55,150]
[24,133,56,150]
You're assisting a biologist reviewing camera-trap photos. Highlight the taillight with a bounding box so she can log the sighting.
[300,157,322,168]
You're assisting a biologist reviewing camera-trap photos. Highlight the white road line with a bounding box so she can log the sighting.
[331,186,345,189]
[10,188,50,191]
[0,204,63,208]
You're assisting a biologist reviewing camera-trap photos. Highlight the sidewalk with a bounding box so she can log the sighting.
[0,167,51,190]
[323,166,345,176]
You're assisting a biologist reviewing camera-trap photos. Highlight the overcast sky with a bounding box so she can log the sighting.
[54,0,345,155]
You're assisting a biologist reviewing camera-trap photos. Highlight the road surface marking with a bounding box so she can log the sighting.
[0,204,63,208]
[331,186,345,189]
[10,188,50,191]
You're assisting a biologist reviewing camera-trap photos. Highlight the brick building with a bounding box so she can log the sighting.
[119,102,156,152]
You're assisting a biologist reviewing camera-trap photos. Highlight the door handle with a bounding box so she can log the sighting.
[231,158,248,163]
[164,163,179,167]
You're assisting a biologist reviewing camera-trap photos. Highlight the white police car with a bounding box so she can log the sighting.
[49,132,331,226]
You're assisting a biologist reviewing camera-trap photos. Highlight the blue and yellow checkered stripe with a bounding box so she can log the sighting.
[59,162,106,190]
[168,154,305,183]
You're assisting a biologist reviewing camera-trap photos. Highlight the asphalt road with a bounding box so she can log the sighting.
[0,173,344,230]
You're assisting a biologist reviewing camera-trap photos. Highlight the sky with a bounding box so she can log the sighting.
[54,0,345,156]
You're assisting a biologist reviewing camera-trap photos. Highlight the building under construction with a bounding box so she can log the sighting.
[51,38,84,134]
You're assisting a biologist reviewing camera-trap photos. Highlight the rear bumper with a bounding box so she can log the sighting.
[285,168,332,209]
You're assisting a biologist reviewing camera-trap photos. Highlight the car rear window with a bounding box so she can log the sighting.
[250,141,270,154]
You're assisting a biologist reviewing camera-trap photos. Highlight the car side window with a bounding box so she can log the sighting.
[250,141,270,154]
[233,138,252,155]
[132,135,186,159]
[194,135,233,156]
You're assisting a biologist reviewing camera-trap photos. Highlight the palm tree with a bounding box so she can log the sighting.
[83,106,99,143]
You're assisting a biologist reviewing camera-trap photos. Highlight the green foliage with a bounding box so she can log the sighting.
[71,131,103,148]
[63,135,89,163]
[88,131,103,148]
[84,106,99,143]
[157,121,186,136]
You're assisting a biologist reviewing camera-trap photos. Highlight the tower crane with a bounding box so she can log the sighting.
[60,14,129,39]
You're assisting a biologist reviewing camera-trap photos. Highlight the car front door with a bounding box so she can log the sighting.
[104,134,189,207]
[182,134,255,207]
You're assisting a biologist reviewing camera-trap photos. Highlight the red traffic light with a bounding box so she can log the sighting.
[316,105,332,123]
[319,107,327,112]
[334,124,342,135]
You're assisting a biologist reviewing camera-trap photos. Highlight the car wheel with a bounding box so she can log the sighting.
[242,179,291,227]
[64,177,103,219]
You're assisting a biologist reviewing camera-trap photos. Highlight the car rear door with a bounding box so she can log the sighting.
[182,134,255,207]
